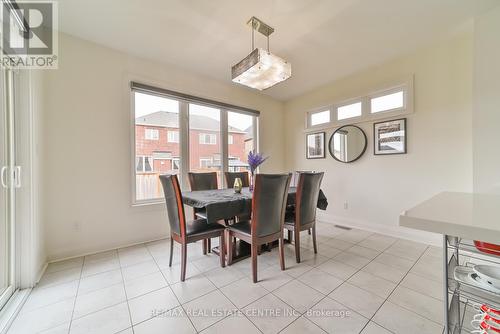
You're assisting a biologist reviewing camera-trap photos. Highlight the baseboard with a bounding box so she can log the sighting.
[47,236,171,264]
[317,212,442,247]
[35,262,48,285]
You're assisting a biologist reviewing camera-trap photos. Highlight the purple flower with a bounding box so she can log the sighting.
[247,150,268,174]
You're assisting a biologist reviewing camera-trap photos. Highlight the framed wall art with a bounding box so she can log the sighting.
[374,118,407,155]
[306,132,326,159]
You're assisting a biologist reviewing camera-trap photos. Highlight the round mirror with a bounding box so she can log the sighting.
[328,125,367,163]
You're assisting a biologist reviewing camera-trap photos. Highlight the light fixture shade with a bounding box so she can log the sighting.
[231,48,291,90]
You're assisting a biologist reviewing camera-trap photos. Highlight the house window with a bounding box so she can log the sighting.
[136,156,153,173]
[199,133,216,145]
[337,101,362,120]
[309,110,330,127]
[199,158,212,168]
[172,158,180,170]
[132,84,259,204]
[145,128,159,140]
[370,90,404,113]
[167,131,179,143]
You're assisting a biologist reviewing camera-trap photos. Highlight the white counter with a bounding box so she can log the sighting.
[399,192,500,244]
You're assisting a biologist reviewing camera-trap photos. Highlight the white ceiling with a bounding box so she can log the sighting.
[55,0,497,101]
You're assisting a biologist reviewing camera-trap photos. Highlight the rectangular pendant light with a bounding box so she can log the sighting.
[231,48,291,90]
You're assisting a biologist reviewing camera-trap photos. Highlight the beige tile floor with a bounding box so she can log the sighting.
[7,222,445,334]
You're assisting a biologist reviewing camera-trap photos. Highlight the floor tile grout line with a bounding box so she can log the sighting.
[25,227,442,334]
[198,268,265,334]
[147,239,202,333]
[358,244,438,334]
[321,233,399,334]
[67,257,85,333]
[347,231,408,334]
[117,250,136,334]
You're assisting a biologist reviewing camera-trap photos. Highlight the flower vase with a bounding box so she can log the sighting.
[249,172,255,192]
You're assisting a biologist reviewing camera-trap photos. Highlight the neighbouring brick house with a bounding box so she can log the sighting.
[135,111,252,175]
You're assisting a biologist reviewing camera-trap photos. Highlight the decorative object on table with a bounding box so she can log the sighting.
[328,125,367,163]
[225,171,250,188]
[247,150,268,191]
[374,118,407,155]
[233,177,243,193]
[474,240,500,256]
[306,132,325,159]
[231,16,291,90]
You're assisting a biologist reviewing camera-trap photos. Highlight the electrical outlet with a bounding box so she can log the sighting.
[343,201,348,210]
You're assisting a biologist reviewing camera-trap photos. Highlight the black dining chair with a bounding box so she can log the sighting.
[188,172,219,253]
[224,171,250,188]
[288,170,315,237]
[159,174,226,282]
[283,172,324,263]
[226,174,291,283]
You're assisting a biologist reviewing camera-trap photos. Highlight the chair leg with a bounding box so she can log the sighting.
[202,239,207,255]
[287,230,292,242]
[279,237,285,271]
[312,225,318,254]
[251,243,258,283]
[295,229,301,263]
[180,243,187,282]
[227,231,233,266]
[169,237,174,267]
[207,238,212,253]
[219,233,226,268]
[308,228,311,235]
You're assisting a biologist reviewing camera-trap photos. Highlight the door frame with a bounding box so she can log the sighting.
[0,69,16,310]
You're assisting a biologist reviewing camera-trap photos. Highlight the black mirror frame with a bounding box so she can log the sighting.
[328,125,368,163]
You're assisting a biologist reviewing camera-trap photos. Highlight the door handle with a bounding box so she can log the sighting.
[13,166,21,188]
[1,166,7,188]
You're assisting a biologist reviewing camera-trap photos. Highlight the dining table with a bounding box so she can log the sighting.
[182,186,328,261]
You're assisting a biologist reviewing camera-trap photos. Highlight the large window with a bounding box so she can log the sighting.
[132,83,259,203]
[228,111,254,174]
[190,104,222,187]
[134,91,180,202]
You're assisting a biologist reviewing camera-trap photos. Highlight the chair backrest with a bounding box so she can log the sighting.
[251,174,291,238]
[296,172,324,225]
[225,171,250,188]
[188,172,218,191]
[159,174,186,238]
[291,170,314,187]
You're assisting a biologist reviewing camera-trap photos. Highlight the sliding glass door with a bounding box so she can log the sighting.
[0,69,16,310]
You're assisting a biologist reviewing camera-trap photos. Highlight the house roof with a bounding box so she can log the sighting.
[136,111,244,133]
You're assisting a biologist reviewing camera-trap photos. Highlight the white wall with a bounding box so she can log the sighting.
[473,5,500,193]
[284,33,474,244]
[43,33,285,261]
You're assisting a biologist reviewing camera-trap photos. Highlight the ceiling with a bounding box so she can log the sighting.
[55,0,497,101]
